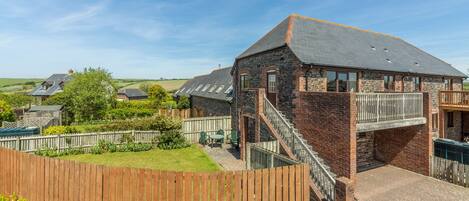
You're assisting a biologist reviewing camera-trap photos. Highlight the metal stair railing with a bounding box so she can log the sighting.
[263,96,336,201]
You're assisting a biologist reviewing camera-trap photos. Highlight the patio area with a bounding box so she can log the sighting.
[355,165,469,201]
[202,144,246,171]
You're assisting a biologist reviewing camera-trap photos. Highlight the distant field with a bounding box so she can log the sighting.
[117,79,187,91]
[0,78,188,94]
[0,78,43,93]
[464,82,469,90]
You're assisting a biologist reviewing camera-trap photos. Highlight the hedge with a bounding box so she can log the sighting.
[105,108,154,120]
[44,116,181,135]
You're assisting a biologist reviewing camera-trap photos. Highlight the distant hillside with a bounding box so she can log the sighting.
[0,78,188,94]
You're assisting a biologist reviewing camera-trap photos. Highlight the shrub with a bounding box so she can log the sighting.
[105,108,154,120]
[0,193,27,201]
[154,130,189,150]
[0,100,15,122]
[177,96,190,109]
[161,100,177,109]
[43,116,181,135]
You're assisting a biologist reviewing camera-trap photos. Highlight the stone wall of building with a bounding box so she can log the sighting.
[191,96,231,117]
[301,68,327,92]
[373,93,432,176]
[359,71,384,92]
[292,91,357,180]
[232,46,302,133]
[445,111,462,141]
[421,77,445,109]
[357,132,375,169]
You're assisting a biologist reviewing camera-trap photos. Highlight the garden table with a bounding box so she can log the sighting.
[209,134,224,148]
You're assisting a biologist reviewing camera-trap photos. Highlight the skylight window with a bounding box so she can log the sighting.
[209,85,217,93]
[179,87,185,93]
[414,62,420,66]
[370,46,376,51]
[195,84,203,91]
[216,85,225,93]
[224,86,233,94]
[384,48,389,52]
[386,59,392,63]
[202,84,211,92]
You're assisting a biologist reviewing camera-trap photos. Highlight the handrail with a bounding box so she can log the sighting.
[356,93,423,124]
[263,95,336,201]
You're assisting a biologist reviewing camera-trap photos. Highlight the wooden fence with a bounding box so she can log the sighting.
[432,156,469,187]
[0,147,310,201]
[0,116,234,152]
[158,108,204,119]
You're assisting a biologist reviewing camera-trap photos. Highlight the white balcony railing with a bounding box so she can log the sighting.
[356,93,424,124]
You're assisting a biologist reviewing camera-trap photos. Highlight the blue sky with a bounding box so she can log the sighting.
[0,0,468,79]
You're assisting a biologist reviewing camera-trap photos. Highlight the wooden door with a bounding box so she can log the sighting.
[266,72,277,107]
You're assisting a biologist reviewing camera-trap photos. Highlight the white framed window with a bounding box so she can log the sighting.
[195,84,203,91]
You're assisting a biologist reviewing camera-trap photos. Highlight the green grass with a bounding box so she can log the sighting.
[58,145,220,172]
[118,79,187,91]
[0,78,43,93]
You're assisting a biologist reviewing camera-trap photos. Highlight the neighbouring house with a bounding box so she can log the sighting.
[174,67,233,117]
[30,73,72,104]
[232,14,466,200]
[117,88,148,101]
[2,105,64,130]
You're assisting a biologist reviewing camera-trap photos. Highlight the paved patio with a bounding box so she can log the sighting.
[356,165,469,201]
[202,144,246,171]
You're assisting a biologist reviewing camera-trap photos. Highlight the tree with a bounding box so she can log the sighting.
[0,100,15,122]
[51,68,116,123]
[147,84,168,108]
[177,96,190,109]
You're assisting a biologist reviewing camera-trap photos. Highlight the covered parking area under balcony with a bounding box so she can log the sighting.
[355,93,431,173]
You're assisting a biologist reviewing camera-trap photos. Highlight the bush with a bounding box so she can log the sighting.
[34,146,84,157]
[0,193,27,201]
[161,100,177,109]
[43,116,181,135]
[105,108,154,120]
[0,100,15,122]
[154,130,189,150]
[116,100,153,109]
[177,96,190,109]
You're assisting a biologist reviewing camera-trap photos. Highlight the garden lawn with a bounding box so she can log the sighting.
[58,145,220,172]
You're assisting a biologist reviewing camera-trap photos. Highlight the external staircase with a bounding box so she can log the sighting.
[262,96,336,201]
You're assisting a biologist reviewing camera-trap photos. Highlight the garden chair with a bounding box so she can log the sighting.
[230,130,239,149]
[199,131,207,146]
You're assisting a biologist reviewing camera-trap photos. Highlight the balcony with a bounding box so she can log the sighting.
[439,91,469,110]
[356,93,426,132]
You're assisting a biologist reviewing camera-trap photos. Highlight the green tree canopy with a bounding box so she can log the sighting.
[177,96,190,109]
[46,68,116,123]
[0,100,15,122]
[147,84,168,108]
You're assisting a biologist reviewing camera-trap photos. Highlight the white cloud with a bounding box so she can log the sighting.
[46,0,109,32]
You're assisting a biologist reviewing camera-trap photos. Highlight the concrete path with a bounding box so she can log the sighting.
[356,165,469,201]
[202,144,246,171]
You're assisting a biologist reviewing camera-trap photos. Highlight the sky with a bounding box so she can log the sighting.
[0,0,468,79]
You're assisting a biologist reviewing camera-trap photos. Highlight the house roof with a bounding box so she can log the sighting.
[29,105,63,112]
[30,74,72,96]
[237,14,466,77]
[175,67,233,102]
[117,88,148,98]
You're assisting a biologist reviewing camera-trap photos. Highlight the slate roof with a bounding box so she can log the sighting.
[238,14,466,77]
[118,88,148,98]
[30,74,72,96]
[175,67,233,102]
[29,105,63,112]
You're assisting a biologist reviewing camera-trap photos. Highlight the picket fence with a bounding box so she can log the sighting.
[0,148,310,201]
[432,156,469,187]
[0,116,233,152]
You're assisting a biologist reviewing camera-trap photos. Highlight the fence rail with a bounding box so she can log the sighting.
[432,156,469,187]
[263,96,336,201]
[356,93,423,124]
[440,91,469,108]
[0,147,310,201]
